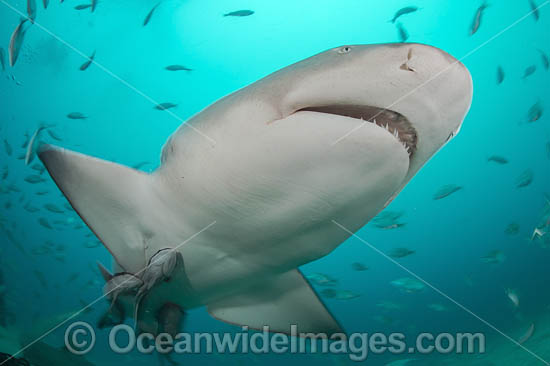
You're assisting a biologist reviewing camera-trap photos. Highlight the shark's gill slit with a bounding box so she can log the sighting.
[298,105,418,156]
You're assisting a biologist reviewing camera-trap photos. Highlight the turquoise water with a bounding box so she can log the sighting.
[0,0,549,365]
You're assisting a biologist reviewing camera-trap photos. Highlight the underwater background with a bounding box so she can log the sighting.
[0,0,549,365]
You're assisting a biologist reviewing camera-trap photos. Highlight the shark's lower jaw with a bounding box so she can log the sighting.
[297,105,418,157]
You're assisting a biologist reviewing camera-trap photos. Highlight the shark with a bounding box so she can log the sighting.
[39,43,473,336]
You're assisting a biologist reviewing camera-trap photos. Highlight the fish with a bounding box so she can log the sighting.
[396,23,409,42]
[31,164,45,174]
[35,190,48,195]
[515,169,533,188]
[351,262,368,271]
[74,4,92,10]
[433,184,462,200]
[539,49,549,70]
[66,273,79,284]
[224,10,254,17]
[470,2,489,36]
[504,223,520,235]
[44,203,63,213]
[38,43,473,335]
[21,132,30,148]
[38,217,52,229]
[79,50,96,71]
[24,203,40,212]
[84,241,100,248]
[320,288,337,298]
[91,0,97,12]
[155,102,177,110]
[1,165,8,179]
[305,273,338,286]
[371,211,405,228]
[131,161,150,170]
[334,290,360,300]
[47,130,62,141]
[496,66,505,84]
[0,47,5,71]
[4,140,12,156]
[25,124,48,165]
[488,155,508,164]
[9,19,29,66]
[527,101,543,122]
[529,0,540,21]
[33,270,48,287]
[42,0,49,9]
[519,323,535,344]
[428,303,448,312]
[391,277,425,293]
[143,2,160,26]
[481,250,506,264]
[31,245,50,255]
[505,288,520,308]
[523,65,537,79]
[67,112,87,119]
[27,0,37,23]
[388,247,415,258]
[165,65,192,72]
[390,6,419,23]
[24,175,46,184]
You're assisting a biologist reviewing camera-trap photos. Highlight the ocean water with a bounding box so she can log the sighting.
[0,0,549,365]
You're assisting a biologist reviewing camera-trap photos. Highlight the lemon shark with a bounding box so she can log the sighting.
[39,43,473,336]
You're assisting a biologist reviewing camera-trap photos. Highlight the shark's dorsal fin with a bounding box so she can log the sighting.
[207,269,344,336]
[39,145,151,272]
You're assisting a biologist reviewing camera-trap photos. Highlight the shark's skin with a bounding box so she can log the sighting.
[39,43,473,335]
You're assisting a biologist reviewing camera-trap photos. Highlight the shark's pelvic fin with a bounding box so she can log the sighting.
[39,144,150,272]
[207,269,344,336]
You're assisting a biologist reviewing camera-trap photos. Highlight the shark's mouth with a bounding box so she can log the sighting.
[298,105,418,157]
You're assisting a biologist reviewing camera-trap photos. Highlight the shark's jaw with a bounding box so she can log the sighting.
[297,105,417,157]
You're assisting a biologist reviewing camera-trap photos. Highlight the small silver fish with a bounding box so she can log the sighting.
[3,140,12,156]
[433,184,462,200]
[523,65,537,79]
[516,169,534,188]
[143,2,160,26]
[27,0,37,23]
[224,10,254,17]
[496,66,505,84]
[47,129,62,141]
[155,102,177,110]
[9,19,29,67]
[396,22,409,42]
[470,2,489,36]
[74,4,91,10]
[165,65,192,71]
[488,155,508,164]
[529,0,540,21]
[390,6,419,23]
[0,47,5,71]
[67,112,87,119]
[79,50,96,71]
[538,49,549,70]
[24,175,46,184]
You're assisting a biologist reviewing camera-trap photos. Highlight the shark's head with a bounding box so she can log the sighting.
[278,43,473,185]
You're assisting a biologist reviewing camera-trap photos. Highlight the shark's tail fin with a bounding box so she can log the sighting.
[39,145,150,272]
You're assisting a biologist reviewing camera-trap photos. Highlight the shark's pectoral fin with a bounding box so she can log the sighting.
[207,269,344,336]
[39,145,151,272]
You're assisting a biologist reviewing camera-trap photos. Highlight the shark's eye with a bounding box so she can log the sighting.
[338,46,352,54]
